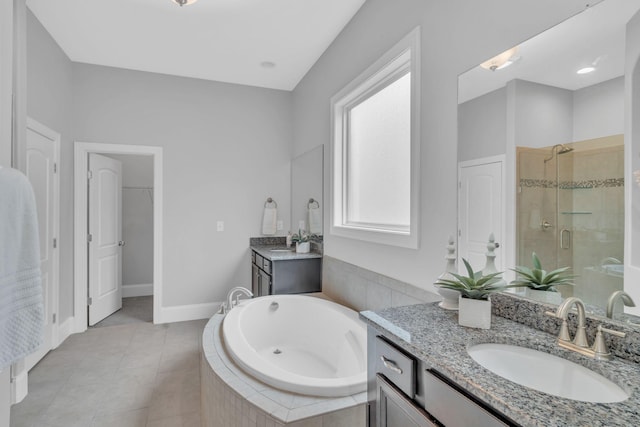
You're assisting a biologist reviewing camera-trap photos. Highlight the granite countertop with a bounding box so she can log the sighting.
[360,303,640,427]
[251,245,322,261]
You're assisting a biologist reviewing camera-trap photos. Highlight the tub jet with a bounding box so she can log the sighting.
[274,349,282,355]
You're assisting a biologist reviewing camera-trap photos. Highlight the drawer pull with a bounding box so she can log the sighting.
[380,356,403,375]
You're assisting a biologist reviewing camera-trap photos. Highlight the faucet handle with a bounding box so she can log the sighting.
[545,311,571,341]
[592,325,625,361]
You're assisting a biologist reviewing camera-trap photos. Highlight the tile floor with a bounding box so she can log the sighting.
[10,317,207,427]
[92,296,154,328]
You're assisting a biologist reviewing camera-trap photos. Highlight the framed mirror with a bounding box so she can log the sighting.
[457,0,640,324]
[291,145,323,236]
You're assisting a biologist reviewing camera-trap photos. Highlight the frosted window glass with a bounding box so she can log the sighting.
[346,72,411,228]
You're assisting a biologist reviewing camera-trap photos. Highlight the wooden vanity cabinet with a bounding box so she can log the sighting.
[250,250,321,296]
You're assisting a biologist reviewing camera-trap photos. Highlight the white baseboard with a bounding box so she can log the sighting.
[123,283,154,298]
[156,302,222,324]
[10,368,27,404]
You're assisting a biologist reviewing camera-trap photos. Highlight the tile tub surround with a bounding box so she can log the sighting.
[491,292,640,363]
[201,314,367,426]
[361,303,640,427]
[322,255,440,312]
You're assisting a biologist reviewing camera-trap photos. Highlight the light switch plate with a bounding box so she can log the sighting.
[276,220,283,230]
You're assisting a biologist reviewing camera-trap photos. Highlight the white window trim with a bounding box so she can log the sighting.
[330,27,421,249]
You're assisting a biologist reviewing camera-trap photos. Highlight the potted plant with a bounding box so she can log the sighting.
[435,259,511,329]
[511,252,576,304]
[291,229,316,253]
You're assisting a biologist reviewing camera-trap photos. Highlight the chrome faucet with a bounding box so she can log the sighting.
[546,296,625,361]
[606,290,636,319]
[226,286,253,311]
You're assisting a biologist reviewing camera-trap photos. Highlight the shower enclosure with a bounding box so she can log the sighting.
[516,135,625,307]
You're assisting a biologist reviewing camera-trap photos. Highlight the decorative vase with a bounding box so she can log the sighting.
[524,288,562,304]
[296,241,310,253]
[458,295,492,329]
[437,236,459,310]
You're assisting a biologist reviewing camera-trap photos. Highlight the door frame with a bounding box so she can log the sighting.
[74,142,163,332]
[457,155,510,280]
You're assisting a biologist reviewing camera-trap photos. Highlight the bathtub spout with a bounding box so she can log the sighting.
[227,286,254,311]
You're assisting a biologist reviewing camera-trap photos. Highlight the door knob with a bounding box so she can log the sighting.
[118,241,125,247]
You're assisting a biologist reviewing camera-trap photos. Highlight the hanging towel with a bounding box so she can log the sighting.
[262,206,277,235]
[0,167,43,369]
[308,204,322,235]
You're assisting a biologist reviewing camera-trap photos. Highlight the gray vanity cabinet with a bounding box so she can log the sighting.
[250,250,321,296]
[369,333,515,427]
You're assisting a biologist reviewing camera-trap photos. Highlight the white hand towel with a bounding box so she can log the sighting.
[308,206,322,235]
[0,168,44,369]
[262,207,277,235]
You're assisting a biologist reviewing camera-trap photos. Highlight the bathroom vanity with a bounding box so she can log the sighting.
[361,302,640,427]
[250,246,321,296]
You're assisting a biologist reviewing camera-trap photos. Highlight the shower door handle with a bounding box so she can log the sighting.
[560,229,571,250]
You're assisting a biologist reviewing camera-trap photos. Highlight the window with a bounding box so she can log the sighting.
[330,27,420,248]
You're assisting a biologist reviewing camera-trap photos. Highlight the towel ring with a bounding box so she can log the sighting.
[308,198,320,209]
[264,197,277,208]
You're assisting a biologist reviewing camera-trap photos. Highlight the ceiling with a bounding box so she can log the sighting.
[459,0,640,103]
[26,0,366,91]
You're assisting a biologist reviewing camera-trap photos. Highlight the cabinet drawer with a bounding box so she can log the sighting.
[255,253,264,269]
[262,258,271,274]
[423,370,511,427]
[375,337,416,399]
[251,251,256,264]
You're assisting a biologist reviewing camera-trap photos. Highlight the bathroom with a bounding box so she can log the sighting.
[2,0,640,426]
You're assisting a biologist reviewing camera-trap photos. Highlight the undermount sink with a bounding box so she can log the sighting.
[468,343,628,403]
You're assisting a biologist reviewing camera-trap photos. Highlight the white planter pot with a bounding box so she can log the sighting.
[437,287,460,310]
[524,288,562,304]
[296,241,310,253]
[458,296,492,329]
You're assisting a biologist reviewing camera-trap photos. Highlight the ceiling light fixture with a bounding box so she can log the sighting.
[172,0,198,7]
[480,46,520,71]
[577,66,596,74]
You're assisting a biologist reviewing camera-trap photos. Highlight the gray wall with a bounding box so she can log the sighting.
[458,87,507,162]
[292,0,589,297]
[108,154,154,290]
[72,63,292,307]
[26,9,74,321]
[511,79,574,149]
[573,76,624,141]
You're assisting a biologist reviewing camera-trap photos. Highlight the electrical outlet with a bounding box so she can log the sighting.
[276,220,283,231]
[217,221,224,231]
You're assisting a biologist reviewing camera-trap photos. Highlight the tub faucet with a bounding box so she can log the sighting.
[606,290,636,319]
[546,296,626,360]
[226,286,253,311]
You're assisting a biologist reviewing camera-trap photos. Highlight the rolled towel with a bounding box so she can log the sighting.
[262,207,277,235]
[308,206,322,234]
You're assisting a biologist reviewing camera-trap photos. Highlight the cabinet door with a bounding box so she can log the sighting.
[251,263,260,296]
[259,269,271,296]
[377,375,438,427]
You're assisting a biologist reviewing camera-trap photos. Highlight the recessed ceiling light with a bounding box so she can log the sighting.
[480,46,519,71]
[261,61,276,69]
[577,66,596,74]
[172,0,198,7]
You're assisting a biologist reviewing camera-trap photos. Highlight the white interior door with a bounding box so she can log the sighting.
[23,119,59,371]
[458,157,505,273]
[88,153,123,325]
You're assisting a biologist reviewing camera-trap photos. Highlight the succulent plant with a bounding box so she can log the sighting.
[435,258,513,300]
[511,252,576,292]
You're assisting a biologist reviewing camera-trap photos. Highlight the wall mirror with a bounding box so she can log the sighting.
[291,145,323,236]
[458,0,640,324]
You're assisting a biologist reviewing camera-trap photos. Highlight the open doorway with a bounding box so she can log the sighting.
[73,142,163,333]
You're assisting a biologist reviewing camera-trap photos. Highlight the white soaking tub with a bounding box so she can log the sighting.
[222,294,367,397]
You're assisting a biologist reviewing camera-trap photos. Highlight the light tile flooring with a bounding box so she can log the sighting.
[10,318,207,427]
[92,296,154,328]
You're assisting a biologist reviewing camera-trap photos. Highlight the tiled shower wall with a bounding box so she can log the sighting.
[517,138,624,306]
[322,256,440,312]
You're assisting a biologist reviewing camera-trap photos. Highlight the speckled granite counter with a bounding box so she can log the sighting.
[361,303,640,427]
[251,245,322,261]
